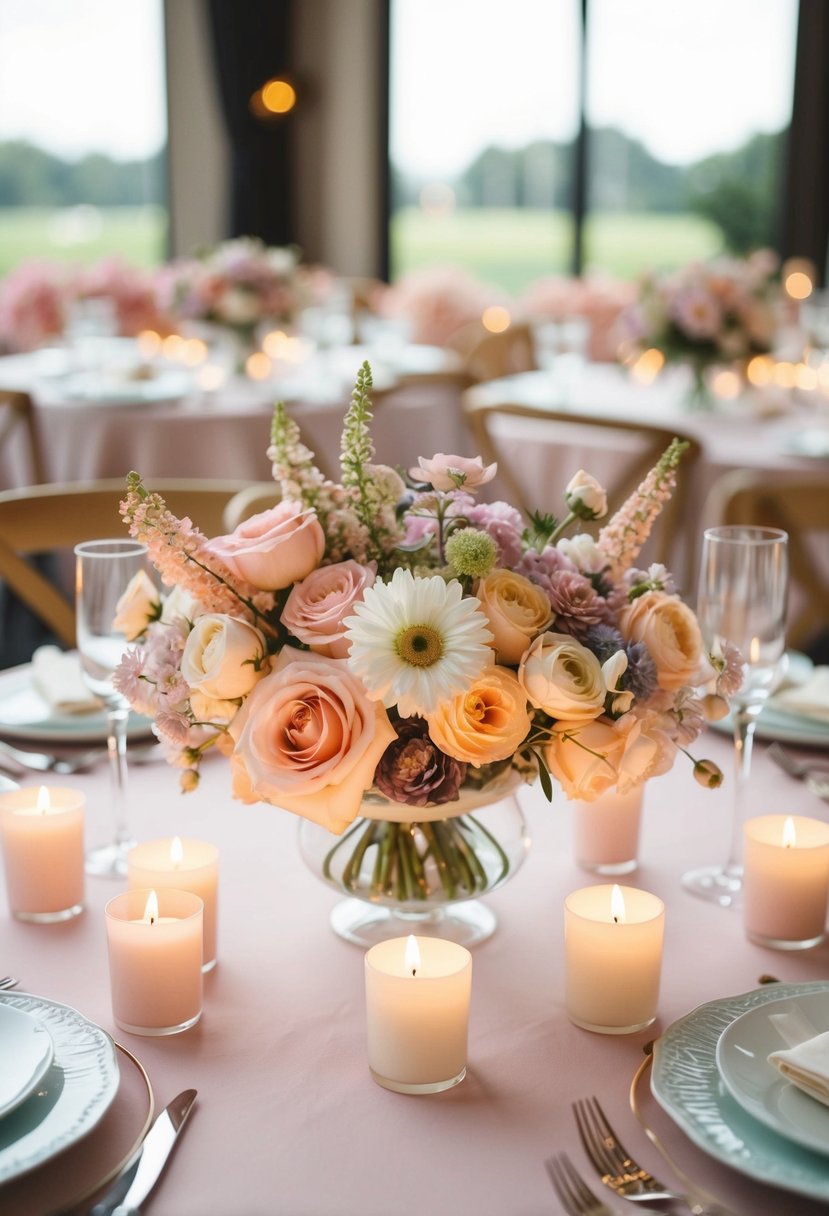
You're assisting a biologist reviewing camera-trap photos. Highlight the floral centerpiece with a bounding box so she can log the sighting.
[619,250,780,407]
[114,362,727,914]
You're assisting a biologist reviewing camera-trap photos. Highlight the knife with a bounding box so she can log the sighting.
[89,1088,197,1216]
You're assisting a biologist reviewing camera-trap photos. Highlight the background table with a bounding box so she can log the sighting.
[2,730,828,1216]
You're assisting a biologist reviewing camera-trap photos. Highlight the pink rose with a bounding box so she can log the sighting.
[228,647,396,833]
[409,453,497,492]
[282,561,376,658]
[205,501,325,591]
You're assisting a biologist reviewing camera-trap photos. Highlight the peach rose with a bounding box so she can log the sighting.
[619,591,706,691]
[545,713,664,801]
[518,632,606,722]
[409,453,496,492]
[425,665,531,766]
[112,570,160,641]
[228,647,396,833]
[475,570,553,666]
[180,614,269,700]
[205,501,325,591]
[281,560,376,658]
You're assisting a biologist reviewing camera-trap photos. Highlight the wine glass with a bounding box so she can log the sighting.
[75,539,148,877]
[683,526,789,906]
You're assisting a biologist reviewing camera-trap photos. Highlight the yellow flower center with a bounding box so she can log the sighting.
[396,624,443,668]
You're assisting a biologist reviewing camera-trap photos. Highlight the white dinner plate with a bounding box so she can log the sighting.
[0,663,154,744]
[716,990,829,1156]
[0,1005,54,1120]
[0,993,119,1183]
[55,368,192,408]
[782,427,829,459]
[652,981,829,1202]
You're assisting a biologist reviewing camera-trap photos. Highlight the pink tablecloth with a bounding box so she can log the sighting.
[2,730,829,1216]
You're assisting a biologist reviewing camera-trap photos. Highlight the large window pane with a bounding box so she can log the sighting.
[0,0,167,275]
[584,0,798,275]
[389,0,580,294]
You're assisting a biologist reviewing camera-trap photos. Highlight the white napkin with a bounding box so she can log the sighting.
[770,667,829,724]
[768,1029,829,1106]
[31,646,102,715]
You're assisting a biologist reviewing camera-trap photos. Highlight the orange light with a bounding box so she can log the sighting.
[785,271,813,301]
[795,362,818,391]
[182,338,208,367]
[772,360,796,389]
[746,355,774,386]
[261,78,297,114]
[711,369,741,399]
[136,329,161,358]
[245,352,272,381]
[783,816,796,848]
[629,347,665,384]
[161,334,186,362]
[482,305,510,334]
[610,884,626,924]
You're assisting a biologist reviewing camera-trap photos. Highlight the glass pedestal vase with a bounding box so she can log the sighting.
[298,774,530,948]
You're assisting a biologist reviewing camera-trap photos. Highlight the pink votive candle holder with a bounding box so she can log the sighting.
[0,785,85,922]
[743,815,829,950]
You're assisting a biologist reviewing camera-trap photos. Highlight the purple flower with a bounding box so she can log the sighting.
[456,495,525,567]
[374,716,467,807]
[583,626,658,701]
[515,546,577,601]
[546,569,609,637]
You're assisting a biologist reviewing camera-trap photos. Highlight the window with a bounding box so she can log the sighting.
[0,0,168,276]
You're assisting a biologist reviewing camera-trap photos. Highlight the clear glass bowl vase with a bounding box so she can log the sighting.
[298,773,530,948]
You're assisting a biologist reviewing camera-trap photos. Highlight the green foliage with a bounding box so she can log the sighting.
[684,132,784,254]
[0,140,165,209]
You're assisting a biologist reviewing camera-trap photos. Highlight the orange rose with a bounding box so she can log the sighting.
[425,665,531,766]
[475,570,553,666]
[619,591,705,691]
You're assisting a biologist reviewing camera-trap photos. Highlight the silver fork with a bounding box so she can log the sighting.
[767,743,829,797]
[573,1097,739,1216]
[545,1152,671,1216]
[0,738,160,776]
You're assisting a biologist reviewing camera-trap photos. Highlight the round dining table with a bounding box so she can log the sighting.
[1,722,828,1216]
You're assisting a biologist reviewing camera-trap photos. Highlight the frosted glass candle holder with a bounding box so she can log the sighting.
[0,786,85,922]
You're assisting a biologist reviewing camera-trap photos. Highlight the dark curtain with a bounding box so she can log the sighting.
[781,0,829,282]
[206,0,296,245]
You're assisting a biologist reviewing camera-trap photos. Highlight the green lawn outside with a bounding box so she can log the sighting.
[391,207,724,293]
[0,206,166,275]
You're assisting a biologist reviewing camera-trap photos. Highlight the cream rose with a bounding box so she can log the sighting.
[228,647,397,833]
[475,569,553,665]
[112,570,160,641]
[206,501,325,591]
[619,591,706,691]
[409,453,497,492]
[180,614,268,700]
[188,690,240,727]
[160,584,204,625]
[426,665,531,766]
[556,533,606,575]
[518,631,606,722]
[281,560,376,658]
[545,713,664,801]
[564,470,607,520]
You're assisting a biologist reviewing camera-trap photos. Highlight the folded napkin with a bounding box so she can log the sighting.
[770,667,829,724]
[768,1029,829,1107]
[31,646,102,715]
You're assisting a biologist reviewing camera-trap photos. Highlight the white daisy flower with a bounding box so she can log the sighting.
[343,567,494,716]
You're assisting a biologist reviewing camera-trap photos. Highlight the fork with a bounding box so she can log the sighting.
[545,1152,672,1216]
[767,743,829,797]
[0,738,160,776]
[573,1097,739,1216]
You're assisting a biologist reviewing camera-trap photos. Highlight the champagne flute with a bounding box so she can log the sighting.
[683,526,789,906]
[75,539,148,877]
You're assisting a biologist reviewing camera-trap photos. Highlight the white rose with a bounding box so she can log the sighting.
[556,533,606,574]
[180,614,269,700]
[518,631,606,722]
[161,584,204,625]
[189,690,240,726]
[564,470,607,520]
[112,570,160,641]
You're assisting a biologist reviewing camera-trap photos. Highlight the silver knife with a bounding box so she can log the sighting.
[89,1089,197,1216]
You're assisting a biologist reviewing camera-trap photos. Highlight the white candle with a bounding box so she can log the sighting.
[128,836,219,970]
[744,815,829,949]
[105,887,203,1035]
[573,786,643,875]
[364,935,472,1093]
[0,785,85,922]
[564,884,664,1034]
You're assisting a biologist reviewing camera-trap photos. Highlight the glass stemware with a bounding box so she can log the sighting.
[74,539,148,877]
[683,526,789,906]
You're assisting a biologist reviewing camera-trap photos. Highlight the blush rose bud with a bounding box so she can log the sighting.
[564,471,608,521]
[694,759,724,789]
[700,693,730,722]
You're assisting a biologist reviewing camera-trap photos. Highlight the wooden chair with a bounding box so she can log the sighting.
[462,396,701,582]
[704,469,829,652]
[448,321,536,383]
[222,482,282,530]
[0,390,46,484]
[0,478,254,649]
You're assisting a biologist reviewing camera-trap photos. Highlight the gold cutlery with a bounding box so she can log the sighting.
[545,1151,672,1216]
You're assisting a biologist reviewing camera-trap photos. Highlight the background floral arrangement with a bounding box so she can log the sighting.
[618,249,781,384]
[114,361,728,884]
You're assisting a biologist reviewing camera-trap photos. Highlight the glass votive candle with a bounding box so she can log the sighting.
[564,884,664,1034]
[365,935,472,1094]
[0,785,85,922]
[573,786,643,876]
[127,836,219,971]
[743,815,829,950]
[105,888,203,1035]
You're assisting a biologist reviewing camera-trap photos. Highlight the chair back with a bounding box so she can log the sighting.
[704,469,829,651]
[0,390,46,484]
[0,478,253,648]
[449,321,536,383]
[463,396,701,585]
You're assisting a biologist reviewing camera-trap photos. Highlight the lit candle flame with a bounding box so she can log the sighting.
[36,786,50,814]
[611,884,626,925]
[170,836,184,868]
[405,934,421,977]
[783,816,796,849]
[749,637,761,663]
[143,890,159,925]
